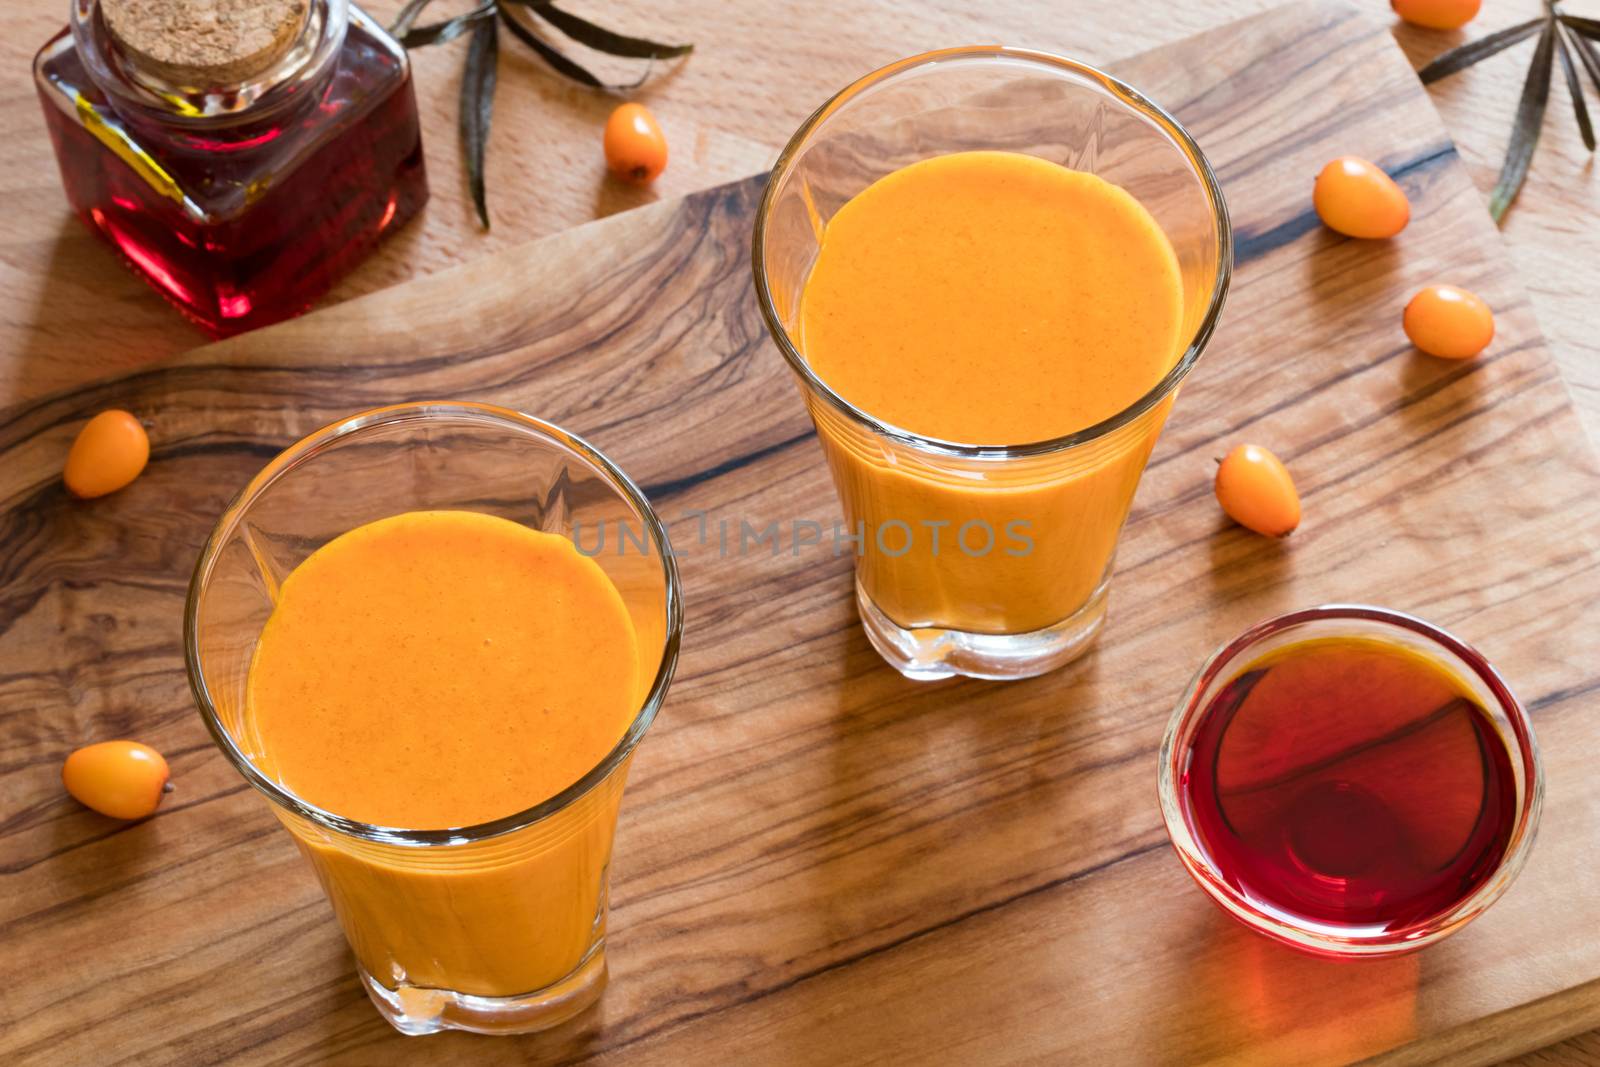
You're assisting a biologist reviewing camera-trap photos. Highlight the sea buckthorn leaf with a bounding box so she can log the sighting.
[1418,16,1543,84]
[1420,8,1595,223]
[389,0,443,40]
[401,3,495,49]
[1556,27,1596,151]
[1562,17,1600,96]
[1489,21,1555,222]
[525,1,693,60]
[462,16,499,230]
[1559,14,1600,40]
[499,4,650,90]
[390,0,692,225]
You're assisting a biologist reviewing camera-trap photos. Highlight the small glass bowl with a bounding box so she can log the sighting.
[1157,604,1543,958]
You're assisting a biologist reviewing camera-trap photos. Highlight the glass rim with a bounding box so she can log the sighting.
[1156,603,1544,957]
[182,401,684,848]
[750,44,1234,460]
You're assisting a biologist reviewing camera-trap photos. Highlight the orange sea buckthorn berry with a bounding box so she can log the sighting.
[1312,157,1410,239]
[64,409,149,498]
[1404,284,1494,359]
[604,102,668,185]
[62,741,170,820]
[1215,444,1301,538]
[1391,0,1481,30]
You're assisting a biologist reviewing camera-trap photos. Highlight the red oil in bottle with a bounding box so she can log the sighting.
[33,1,427,337]
[1178,636,1517,932]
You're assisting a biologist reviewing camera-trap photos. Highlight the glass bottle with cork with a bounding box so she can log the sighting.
[34,0,428,337]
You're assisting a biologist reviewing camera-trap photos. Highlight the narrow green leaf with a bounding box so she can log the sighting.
[498,6,649,90]
[526,1,692,60]
[1418,16,1544,84]
[1558,14,1600,41]
[1489,21,1555,223]
[390,0,441,39]
[1556,27,1596,151]
[401,3,495,49]
[461,16,499,229]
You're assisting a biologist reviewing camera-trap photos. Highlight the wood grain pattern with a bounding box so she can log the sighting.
[3,4,1600,1064]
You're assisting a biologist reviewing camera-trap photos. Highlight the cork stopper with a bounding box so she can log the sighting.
[102,0,309,86]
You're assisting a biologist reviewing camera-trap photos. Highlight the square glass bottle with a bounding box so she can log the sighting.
[34,0,428,337]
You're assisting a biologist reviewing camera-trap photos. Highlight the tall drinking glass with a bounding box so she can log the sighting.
[184,402,682,1035]
[754,47,1231,680]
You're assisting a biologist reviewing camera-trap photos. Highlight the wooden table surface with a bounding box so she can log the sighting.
[3,0,1598,1063]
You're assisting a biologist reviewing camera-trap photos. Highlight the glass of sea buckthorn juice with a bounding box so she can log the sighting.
[754,47,1231,679]
[184,402,681,1035]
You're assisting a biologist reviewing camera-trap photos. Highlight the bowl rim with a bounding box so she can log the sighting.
[1156,603,1544,957]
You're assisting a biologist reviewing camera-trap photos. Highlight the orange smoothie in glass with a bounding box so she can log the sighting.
[244,509,640,999]
[798,150,1186,635]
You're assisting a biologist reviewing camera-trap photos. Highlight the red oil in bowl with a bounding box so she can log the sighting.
[1178,635,1519,934]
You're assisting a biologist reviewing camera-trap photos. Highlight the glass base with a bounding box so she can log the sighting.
[855,575,1108,681]
[360,942,608,1036]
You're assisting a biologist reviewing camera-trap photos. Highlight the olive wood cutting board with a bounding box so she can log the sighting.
[4,2,1600,1063]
